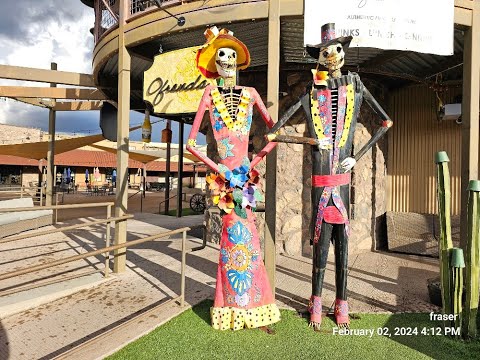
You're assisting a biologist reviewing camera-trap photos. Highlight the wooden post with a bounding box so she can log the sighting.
[264,0,280,293]
[177,119,185,218]
[105,204,112,278]
[165,120,172,215]
[461,2,480,250]
[114,0,131,273]
[46,62,57,207]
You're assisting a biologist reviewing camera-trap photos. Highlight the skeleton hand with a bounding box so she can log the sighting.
[341,157,356,172]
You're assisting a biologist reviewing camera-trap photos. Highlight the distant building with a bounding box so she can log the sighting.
[0,124,207,189]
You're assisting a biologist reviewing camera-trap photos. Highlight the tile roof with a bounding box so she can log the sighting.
[0,155,39,167]
[0,150,206,173]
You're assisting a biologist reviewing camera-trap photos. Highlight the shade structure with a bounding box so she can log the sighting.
[90,144,204,164]
[0,124,143,160]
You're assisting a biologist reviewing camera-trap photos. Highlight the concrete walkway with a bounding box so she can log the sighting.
[0,213,440,359]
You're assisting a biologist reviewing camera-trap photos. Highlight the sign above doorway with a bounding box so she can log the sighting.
[304,0,454,56]
[143,46,214,115]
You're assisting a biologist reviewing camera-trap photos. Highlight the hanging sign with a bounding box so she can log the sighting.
[304,0,454,56]
[143,46,214,115]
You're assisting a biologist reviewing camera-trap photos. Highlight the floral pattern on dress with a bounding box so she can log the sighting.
[217,138,235,159]
[222,221,259,303]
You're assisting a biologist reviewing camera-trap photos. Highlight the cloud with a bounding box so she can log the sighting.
[0,1,206,146]
[0,1,95,131]
[0,0,88,44]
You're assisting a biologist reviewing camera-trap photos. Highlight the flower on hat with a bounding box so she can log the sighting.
[196,26,251,79]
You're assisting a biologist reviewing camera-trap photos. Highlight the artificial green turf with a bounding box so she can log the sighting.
[108,300,480,360]
[166,208,199,216]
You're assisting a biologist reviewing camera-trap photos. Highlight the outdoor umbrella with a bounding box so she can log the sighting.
[67,168,71,184]
[94,167,101,182]
[63,168,67,184]
[112,169,117,184]
[85,169,89,184]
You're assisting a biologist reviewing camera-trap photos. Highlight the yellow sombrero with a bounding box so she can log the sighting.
[196,26,250,79]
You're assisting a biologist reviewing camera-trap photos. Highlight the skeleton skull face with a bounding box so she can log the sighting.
[216,47,237,78]
[317,43,345,72]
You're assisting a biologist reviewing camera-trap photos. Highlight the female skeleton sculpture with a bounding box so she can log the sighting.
[268,23,393,330]
[187,26,281,332]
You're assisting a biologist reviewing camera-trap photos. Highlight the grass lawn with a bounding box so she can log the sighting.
[108,300,480,360]
[166,208,200,216]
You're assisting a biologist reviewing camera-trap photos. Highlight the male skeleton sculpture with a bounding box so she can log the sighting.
[187,27,280,332]
[268,23,393,330]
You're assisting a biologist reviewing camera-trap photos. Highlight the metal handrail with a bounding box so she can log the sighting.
[0,215,133,244]
[0,225,193,308]
[0,202,115,212]
[158,192,186,214]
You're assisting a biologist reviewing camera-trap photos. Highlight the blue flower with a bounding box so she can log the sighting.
[220,248,229,264]
[318,94,327,103]
[227,221,252,245]
[214,120,224,132]
[225,165,249,188]
[227,269,252,296]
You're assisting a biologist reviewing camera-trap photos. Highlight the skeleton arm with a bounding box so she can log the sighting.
[186,85,221,173]
[353,86,393,162]
[266,98,303,135]
[249,88,278,169]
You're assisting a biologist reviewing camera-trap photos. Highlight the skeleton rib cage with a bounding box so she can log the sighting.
[219,88,242,121]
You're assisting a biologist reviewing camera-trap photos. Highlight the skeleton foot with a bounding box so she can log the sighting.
[334,299,350,328]
[308,321,322,331]
[336,321,350,329]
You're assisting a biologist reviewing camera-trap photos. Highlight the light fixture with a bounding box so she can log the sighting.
[153,0,185,26]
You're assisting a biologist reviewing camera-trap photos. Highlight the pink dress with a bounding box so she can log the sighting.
[187,85,281,330]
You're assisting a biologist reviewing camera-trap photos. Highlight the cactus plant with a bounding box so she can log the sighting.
[450,247,464,334]
[435,151,453,320]
[463,180,480,339]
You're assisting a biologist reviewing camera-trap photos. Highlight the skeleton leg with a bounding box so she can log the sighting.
[309,222,333,330]
[333,224,350,328]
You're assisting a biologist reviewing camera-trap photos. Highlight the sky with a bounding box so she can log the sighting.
[0,0,202,144]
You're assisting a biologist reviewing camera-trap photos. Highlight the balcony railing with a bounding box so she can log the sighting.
[93,0,196,43]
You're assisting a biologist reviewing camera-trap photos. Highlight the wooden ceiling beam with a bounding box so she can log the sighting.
[0,86,107,100]
[53,101,104,111]
[0,64,96,87]
[11,97,53,108]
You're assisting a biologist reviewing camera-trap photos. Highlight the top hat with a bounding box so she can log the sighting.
[196,26,251,79]
[305,23,353,59]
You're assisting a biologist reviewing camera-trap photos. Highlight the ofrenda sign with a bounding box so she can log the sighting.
[304,0,454,56]
[143,46,214,115]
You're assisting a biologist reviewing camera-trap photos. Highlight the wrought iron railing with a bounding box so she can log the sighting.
[92,0,199,43]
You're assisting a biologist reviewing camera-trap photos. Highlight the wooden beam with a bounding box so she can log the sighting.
[0,64,96,87]
[460,1,480,249]
[265,0,280,295]
[114,0,130,274]
[455,0,474,10]
[455,6,472,26]
[101,0,119,21]
[0,86,107,100]
[53,101,103,111]
[12,97,52,108]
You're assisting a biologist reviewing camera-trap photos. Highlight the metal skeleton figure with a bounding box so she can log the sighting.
[187,27,280,333]
[267,23,393,330]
